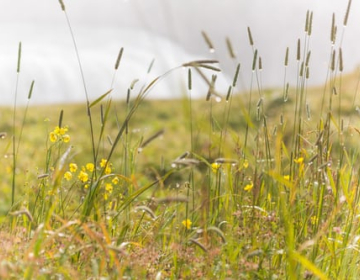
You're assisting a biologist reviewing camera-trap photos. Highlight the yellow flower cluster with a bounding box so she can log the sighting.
[49,126,70,143]
[100,158,112,175]
[310,215,318,225]
[63,161,96,184]
[63,159,118,201]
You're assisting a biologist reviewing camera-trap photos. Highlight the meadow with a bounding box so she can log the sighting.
[1,0,360,279]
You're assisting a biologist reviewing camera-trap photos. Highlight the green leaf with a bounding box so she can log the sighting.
[89,89,112,108]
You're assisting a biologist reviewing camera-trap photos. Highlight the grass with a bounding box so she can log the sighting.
[2,0,360,278]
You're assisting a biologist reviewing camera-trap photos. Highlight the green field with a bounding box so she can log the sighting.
[2,1,360,279]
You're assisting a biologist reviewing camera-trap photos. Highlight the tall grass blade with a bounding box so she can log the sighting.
[89,89,112,108]
[11,42,22,207]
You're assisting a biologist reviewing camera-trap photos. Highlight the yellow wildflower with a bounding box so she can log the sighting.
[105,165,112,175]
[54,126,68,135]
[244,182,253,192]
[49,131,57,142]
[243,159,249,169]
[64,171,72,181]
[84,184,89,189]
[63,134,70,143]
[50,126,70,142]
[112,177,119,185]
[54,126,61,135]
[59,126,68,135]
[78,171,89,183]
[211,162,221,173]
[86,163,94,172]
[294,157,304,164]
[69,163,78,173]
[105,183,113,194]
[100,158,108,168]
[182,219,192,230]
[283,175,290,181]
[104,193,109,201]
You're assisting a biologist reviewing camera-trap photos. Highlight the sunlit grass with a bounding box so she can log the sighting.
[2,0,360,279]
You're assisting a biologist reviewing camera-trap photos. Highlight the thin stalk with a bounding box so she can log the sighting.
[11,42,22,208]
[59,5,97,176]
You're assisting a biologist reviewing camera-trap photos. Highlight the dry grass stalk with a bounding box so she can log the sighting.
[140,129,165,149]
[214,158,238,164]
[9,208,33,222]
[172,158,200,166]
[152,196,189,204]
[189,238,208,252]
[201,30,215,52]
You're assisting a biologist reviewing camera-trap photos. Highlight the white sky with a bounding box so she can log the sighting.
[0,0,359,104]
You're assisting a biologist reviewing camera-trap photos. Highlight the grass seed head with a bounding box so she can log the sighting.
[284,47,289,66]
[331,13,336,44]
[58,0,66,11]
[247,26,254,46]
[344,0,352,26]
[201,30,215,53]
[226,36,236,58]
[114,47,124,70]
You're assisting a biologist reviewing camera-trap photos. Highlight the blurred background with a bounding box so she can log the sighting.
[0,0,359,104]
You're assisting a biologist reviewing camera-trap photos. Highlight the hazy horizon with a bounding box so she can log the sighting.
[1,0,359,105]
